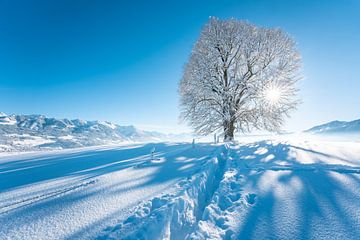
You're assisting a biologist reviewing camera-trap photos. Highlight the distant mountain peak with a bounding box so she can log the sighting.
[305,119,360,134]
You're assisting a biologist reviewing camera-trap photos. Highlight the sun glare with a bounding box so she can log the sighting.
[265,87,282,104]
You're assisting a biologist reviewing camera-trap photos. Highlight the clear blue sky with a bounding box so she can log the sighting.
[1,0,359,133]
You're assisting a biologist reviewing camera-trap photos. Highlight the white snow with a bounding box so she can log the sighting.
[100,137,360,239]
[188,138,360,240]
[0,113,195,153]
[1,136,360,239]
[58,135,74,140]
[99,121,117,130]
[0,142,217,240]
[0,113,16,125]
[12,135,55,147]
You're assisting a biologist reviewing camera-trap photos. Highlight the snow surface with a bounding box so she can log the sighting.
[0,143,217,239]
[1,137,360,239]
[190,139,360,240]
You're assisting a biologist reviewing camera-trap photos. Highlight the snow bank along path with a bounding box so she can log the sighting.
[0,143,218,239]
[99,139,360,239]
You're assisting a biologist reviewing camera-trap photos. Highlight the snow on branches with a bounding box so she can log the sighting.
[179,17,301,141]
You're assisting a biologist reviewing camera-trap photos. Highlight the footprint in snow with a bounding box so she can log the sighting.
[230,181,241,191]
[245,193,257,205]
[229,193,241,202]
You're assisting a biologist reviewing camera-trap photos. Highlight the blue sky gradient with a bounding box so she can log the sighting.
[1,0,359,133]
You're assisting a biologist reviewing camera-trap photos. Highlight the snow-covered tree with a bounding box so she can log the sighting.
[179,17,301,141]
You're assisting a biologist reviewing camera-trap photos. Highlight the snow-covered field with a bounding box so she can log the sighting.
[1,137,360,239]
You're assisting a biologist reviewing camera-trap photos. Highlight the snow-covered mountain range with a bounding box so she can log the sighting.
[2,111,359,153]
[305,119,360,134]
[0,112,190,152]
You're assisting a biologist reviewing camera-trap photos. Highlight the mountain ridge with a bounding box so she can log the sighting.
[305,119,360,134]
[0,112,190,152]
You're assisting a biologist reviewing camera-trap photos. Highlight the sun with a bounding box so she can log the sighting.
[264,87,282,104]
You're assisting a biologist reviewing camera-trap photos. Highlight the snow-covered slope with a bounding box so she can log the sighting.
[305,119,360,134]
[0,143,217,240]
[1,138,359,239]
[101,138,360,240]
[0,112,190,152]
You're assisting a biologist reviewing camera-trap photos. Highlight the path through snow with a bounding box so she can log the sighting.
[101,139,360,240]
[0,143,217,239]
[1,139,360,239]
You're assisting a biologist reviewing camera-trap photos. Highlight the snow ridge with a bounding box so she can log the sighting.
[97,144,261,239]
[97,145,227,240]
[189,144,258,239]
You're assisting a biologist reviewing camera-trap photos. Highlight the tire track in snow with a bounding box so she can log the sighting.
[0,179,97,215]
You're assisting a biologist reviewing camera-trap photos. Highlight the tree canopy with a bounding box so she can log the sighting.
[179,17,302,141]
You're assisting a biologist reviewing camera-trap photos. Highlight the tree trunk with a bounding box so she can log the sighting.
[223,120,235,142]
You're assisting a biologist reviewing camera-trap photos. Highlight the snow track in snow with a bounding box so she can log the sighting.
[97,145,229,240]
[0,143,218,240]
[0,179,97,215]
[98,139,360,240]
[1,139,360,239]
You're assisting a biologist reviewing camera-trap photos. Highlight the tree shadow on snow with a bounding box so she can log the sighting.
[0,143,214,192]
[233,140,360,240]
[0,142,218,239]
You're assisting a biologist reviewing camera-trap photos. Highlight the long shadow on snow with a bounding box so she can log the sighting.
[0,143,218,239]
[0,143,190,192]
[65,144,218,239]
[233,140,360,240]
[108,144,219,195]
